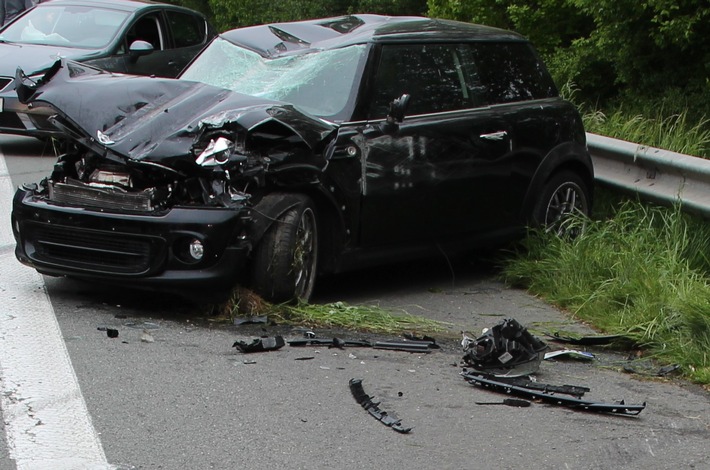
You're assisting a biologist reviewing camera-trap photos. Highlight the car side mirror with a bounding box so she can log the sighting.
[128,40,154,62]
[380,94,410,134]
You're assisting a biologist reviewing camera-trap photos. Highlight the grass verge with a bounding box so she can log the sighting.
[501,195,710,384]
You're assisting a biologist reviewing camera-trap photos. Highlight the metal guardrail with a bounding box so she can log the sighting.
[586,132,710,218]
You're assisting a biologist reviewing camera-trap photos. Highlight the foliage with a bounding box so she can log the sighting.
[501,196,710,383]
[427,0,710,122]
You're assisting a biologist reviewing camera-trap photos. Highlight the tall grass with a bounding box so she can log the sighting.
[584,109,710,158]
[502,197,710,384]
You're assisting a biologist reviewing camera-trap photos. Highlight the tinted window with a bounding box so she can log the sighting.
[369,44,480,119]
[468,42,557,104]
[126,15,163,50]
[166,11,204,48]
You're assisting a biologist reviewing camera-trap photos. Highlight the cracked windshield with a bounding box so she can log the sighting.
[180,38,365,120]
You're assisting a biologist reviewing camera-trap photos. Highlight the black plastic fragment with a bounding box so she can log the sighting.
[288,338,372,348]
[475,398,531,407]
[545,332,630,346]
[403,333,441,348]
[494,376,590,398]
[233,336,285,353]
[373,340,433,353]
[106,328,119,338]
[462,372,646,416]
[349,378,412,433]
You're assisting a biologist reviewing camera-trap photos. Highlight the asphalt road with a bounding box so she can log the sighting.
[1,135,708,470]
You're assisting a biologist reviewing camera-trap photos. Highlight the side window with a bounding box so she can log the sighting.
[369,44,479,119]
[468,42,557,104]
[166,11,205,48]
[125,14,164,51]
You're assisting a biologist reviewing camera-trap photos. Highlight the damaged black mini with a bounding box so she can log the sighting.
[11,15,593,302]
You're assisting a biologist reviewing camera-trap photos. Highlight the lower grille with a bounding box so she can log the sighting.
[0,77,11,92]
[49,179,155,212]
[24,222,163,275]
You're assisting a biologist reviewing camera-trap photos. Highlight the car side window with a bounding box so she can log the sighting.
[468,42,557,105]
[368,44,481,119]
[166,11,205,48]
[125,14,164,51]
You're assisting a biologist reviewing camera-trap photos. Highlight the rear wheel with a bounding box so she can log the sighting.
[532,171,590,237]
[251,197,318,303]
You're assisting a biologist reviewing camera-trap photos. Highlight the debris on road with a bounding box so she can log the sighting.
[544,349,595,361]
[462,371,646,416]
[140,330,155,343]
[288,335,438,352]
[349,378,412,434]
[623,363,681,377]
[462,318,548,377]
[544,332,631,347]
[475,398,531,407]
[233,336,285,353]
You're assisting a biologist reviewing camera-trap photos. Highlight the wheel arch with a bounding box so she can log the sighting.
[521,142,594,224]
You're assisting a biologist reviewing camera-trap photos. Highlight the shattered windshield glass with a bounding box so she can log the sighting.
[0,5,128,48]
[180,38,366,121]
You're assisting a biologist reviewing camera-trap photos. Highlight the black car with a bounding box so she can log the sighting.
[0,0,215,137]
[11,15,593,302]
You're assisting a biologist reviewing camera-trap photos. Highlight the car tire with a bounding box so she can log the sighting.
[251,196,319,303]
[532,170,590,236]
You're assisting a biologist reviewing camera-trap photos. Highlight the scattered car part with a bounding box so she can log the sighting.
[349,378,412,434]
[475,398,531,407]
[492,376,590,398]
[462,318,548,377]
[373,340,433,353]
[233,335,285,353]
[544,349,595,361]
[544,332,630,346]
[623,363,681,377]
[403,333,440,348]
[106,328,119,338]
[288,338,372,348]
[462,372,646,416]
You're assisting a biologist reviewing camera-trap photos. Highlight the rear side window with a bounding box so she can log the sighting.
[166,11,205,48]
[469,42,557,104]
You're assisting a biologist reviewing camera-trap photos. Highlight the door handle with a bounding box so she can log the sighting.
[480,131,508,141]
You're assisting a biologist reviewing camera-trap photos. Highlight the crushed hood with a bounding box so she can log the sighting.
[16,59,336,164]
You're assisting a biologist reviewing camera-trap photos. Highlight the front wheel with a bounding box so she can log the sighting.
[532,171,590,237]
[251,197,319,303]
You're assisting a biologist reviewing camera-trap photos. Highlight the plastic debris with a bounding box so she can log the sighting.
[544,349,595,361]
[475,398,531,407]
[544,332,631,346]
[140,330,155,343]
[233,336,285,353]
[349,378,412,433]
[106,328,119,338]
[462,318,547,377]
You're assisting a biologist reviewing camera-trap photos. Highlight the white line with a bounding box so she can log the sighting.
[0,150,111,469]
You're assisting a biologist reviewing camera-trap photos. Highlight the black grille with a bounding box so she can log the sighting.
[24,222,163,275]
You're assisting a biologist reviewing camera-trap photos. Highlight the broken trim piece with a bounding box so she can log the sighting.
[461,372,646,416]
[349,378,412,433]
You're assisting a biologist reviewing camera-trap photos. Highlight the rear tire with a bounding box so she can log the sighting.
[532,171,590,237]
[251,197,318,303]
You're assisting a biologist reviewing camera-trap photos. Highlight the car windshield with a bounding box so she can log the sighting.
[180,37,366,121]
[0,5,128,48]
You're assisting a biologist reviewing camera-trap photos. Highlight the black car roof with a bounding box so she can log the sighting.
[221,14,526,57]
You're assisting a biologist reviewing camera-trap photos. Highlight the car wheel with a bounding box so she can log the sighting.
[251,197,319,303]
[532,170,590,237]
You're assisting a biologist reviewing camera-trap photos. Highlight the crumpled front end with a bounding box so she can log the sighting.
[11,59,336,296]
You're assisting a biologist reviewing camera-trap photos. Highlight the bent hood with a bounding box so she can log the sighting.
[16,59,336,164]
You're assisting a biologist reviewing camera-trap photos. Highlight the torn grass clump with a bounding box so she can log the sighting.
[222,285,448,334]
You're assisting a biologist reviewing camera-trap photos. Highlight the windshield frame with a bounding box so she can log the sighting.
[179,37,370,123]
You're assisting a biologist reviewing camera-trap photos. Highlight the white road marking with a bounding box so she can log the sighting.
[0,151,112,469]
